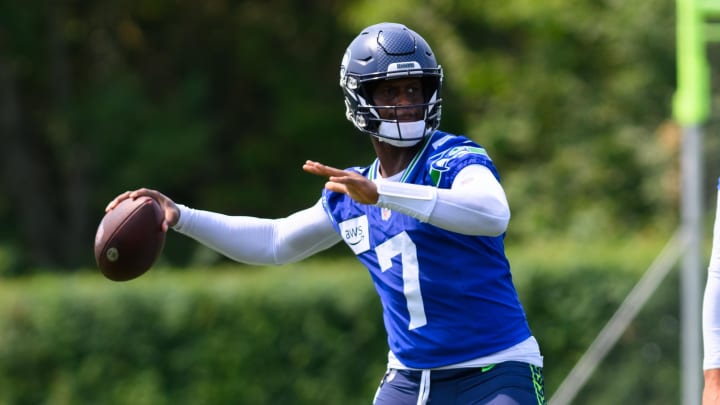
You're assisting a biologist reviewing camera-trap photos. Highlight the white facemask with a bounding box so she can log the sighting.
[376,120,429,147]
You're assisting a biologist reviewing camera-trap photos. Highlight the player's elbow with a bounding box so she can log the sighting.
[442,207,510,236]
[462,195,510,236]
[466,211,510,236]
[484,214,510,236]
[430,193,511,236]
[479,194,511,236]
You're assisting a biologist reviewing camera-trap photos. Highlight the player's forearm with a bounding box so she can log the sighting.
[172,206,280,264]
[375,165,510,236]
[172,200,340,265]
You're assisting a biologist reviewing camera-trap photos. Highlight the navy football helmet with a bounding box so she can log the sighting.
[340,23,443,147]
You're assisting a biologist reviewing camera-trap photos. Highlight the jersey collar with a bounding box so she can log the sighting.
[368,134,435,183]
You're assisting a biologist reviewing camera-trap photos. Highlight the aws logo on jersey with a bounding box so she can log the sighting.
[338,215,370,255]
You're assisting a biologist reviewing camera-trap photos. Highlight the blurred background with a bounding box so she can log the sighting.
[1,0,719,404]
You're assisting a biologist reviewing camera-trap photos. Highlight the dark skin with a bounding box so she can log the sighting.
[367,76,425,177]
[106,77,426,231]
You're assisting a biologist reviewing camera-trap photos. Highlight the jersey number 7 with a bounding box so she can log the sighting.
[376,231,428,330]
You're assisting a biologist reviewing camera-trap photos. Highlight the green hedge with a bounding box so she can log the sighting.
[510,236,682,403]
[0,265,387,405]
[0,241,683,404]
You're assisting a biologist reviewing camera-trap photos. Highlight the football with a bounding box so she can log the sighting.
[94,196,166,281]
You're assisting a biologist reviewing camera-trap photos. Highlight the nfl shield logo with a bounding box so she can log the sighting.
[381,207,392,221]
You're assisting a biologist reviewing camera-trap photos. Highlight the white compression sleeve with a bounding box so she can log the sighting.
[375,164,510,236]
[172,199,341,265]
[704,178,720,369]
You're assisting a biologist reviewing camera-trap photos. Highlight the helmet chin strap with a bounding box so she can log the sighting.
[377,120,428,147]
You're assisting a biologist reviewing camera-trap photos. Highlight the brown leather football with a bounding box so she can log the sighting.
[94,196,165,281]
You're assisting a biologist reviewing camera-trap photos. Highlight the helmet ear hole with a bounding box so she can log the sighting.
[421,77,440,104]
[362,81,381,105]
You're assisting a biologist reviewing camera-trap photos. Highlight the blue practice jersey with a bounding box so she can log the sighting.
[321,131,532,369]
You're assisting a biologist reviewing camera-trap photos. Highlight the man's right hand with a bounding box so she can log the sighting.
[105,188,180,232]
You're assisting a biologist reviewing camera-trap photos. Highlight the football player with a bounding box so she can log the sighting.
[108,22,545,405]
[704,178,720,405]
